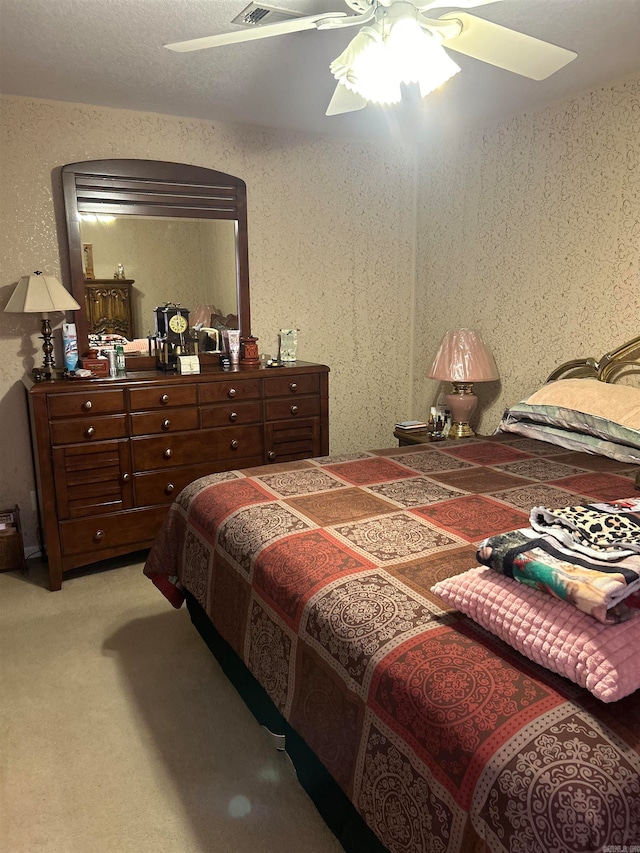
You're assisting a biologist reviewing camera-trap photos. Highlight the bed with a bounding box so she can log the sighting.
[144,342,640,853]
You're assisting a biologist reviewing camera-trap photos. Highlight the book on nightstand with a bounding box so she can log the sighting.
[395,420,428,431]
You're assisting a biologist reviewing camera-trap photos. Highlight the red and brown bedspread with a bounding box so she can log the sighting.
[144,433,640,853]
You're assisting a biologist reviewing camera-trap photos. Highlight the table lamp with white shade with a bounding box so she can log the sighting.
[4,271,81,379]
[427,329,499,439]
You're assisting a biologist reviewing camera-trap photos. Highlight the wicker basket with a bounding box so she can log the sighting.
[0,506,26,573]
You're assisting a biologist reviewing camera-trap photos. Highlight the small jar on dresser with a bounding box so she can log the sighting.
[26,362,329,590]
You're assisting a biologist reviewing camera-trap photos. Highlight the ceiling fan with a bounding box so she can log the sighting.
[164,0,577,116]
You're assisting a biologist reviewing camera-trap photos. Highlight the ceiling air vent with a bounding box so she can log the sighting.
[231,3,305,26]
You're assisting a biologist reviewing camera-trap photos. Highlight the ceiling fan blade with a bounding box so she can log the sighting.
[164,11,346,52]
[326,82,368,116]
[439,12,576,80]
[419,0,503,10]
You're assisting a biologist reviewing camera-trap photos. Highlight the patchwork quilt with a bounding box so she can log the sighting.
[144,433,640,853]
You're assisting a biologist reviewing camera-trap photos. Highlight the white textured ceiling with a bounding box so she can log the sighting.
[1,0,639,141]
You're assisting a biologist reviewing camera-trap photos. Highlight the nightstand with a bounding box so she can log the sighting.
[394,429,492,447]
[393,428,432,447]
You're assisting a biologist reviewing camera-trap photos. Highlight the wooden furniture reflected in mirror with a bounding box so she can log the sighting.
[60,159,251,364]
[84,278,135,339]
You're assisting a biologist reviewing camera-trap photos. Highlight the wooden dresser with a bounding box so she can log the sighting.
[84,278,135,338]
[27,362,329,590]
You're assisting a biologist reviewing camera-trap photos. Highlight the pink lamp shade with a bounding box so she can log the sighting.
[428,329,498,439]
[428,329,498,383]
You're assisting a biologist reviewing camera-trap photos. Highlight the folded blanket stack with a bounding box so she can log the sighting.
[477,498,640,624]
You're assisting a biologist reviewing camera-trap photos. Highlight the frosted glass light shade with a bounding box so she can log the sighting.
[428,329,498,383]
[330,26,402,105]
[386,21,461,99]
[329,17,460,107]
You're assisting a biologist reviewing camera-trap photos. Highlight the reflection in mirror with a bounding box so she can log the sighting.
[60,159,251,363]
[79,216,239,339]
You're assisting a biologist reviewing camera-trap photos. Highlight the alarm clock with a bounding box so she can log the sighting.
[154,303,190,370]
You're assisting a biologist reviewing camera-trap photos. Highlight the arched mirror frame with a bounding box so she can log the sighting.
[60,159,251,366]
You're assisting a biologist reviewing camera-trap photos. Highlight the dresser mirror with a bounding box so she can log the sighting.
[60,159,251,365]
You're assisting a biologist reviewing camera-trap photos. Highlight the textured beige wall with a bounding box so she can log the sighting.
[414,74,640,435]
[200,220,239,318]
[0,95,415,549]
[3,75,639,555]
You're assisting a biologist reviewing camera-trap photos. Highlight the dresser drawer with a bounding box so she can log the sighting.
[50,415,128,445]
[27,362,329,590]
[199,378,261,403]
[129,384,197,409]
[265,418,320,462]
[130,408,199,436]
[264,396,320,421]
[134,460,262,506]
[60,506,168,557]
[53,440,133,519]
[131,425,264,470]
[200,401,261,428]
[264,373,319,397]
[48,389,125,418]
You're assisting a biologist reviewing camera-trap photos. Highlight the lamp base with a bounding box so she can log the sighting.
[446,383,477,439]
[39,315,56,370]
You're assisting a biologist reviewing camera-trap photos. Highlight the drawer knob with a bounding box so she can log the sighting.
[161,418,171,430]
[122,473,131,482]
[163,448,172,459]
[290,405,298,415]
[165,483,175,495]
[85,426,95,438]
[289,382,298,392]
[227,388,237,398]
[82,400,92,411]
[229,411,238,422]
[230,439,239,450]
[268,451,276,461]
[160,394,170,405]
[94,529,105,542]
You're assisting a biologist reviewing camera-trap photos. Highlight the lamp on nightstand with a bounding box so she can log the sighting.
[428,329,498,439]
[4,271,81,379]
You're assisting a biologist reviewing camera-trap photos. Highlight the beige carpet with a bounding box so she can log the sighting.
[0,555,345,853]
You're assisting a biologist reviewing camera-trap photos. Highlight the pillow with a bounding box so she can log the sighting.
[498,378,640,462]
[527,377,640,423]
[431,566,640,702]
[498,420,640,464]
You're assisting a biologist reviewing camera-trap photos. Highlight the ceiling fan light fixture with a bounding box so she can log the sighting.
[329,6,461,109]
[387,17,460,95]
[165,0,579,118]
[330,25,402,105]
[415,32,461,98]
